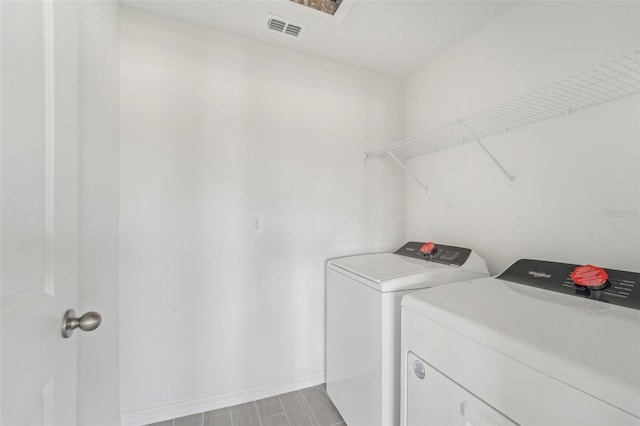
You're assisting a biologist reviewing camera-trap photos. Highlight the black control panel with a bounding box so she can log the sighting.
[498,259,640,311]
[394,241,471,267]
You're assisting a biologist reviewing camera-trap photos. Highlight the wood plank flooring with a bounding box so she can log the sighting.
[147,385,345,426]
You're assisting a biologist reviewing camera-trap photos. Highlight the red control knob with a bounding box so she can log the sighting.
[420,242,436,256]
[570,264,608,290]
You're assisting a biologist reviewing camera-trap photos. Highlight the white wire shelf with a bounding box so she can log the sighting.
[365,51,640,165]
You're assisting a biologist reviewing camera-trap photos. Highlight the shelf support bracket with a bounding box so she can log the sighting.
[386,152,429,194]
[460,121,514,184]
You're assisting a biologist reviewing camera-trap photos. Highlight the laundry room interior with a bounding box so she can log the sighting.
[1,0,639,425]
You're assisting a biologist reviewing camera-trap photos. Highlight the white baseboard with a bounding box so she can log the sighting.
[120,371,325,426]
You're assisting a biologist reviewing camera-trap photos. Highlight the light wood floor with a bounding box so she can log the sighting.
[147,385,345,426]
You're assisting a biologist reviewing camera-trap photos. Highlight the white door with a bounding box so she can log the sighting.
[1,1,81,424]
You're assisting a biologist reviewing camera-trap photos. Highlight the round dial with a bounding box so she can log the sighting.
[570,264,609,290]
[419,242,436,256]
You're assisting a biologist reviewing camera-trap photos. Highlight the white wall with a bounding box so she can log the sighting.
[404,1,640,274]
[77,1,121,424]
[119,8,404,422]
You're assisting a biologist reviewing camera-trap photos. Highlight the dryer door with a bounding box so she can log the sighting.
[405,352,516,426]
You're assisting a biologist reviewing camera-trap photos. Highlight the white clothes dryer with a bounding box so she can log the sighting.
[401,259,640,426]
[326,242,489,426]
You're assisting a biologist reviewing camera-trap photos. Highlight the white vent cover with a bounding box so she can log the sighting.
[266,14,305,38]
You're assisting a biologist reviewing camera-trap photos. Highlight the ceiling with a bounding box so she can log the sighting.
[120,0,517,78]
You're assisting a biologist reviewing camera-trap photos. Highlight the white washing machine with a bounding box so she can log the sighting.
[401,259,640,426]
[326,241,489,426]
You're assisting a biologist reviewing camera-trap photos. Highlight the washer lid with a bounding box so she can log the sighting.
[328,252,470,292]
[329,253,451,283]
[402,275,640,418]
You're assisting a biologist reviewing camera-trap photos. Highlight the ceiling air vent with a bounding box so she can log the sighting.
[266,14,305,38]
[268,18,286,32]
[284,24,303,37]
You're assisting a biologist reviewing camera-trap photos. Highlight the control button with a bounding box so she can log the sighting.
[420,242,436,256]
[571,264,609,290]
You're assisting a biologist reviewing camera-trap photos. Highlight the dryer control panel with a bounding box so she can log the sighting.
[498,259,640,310]
[394,241,471,267]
